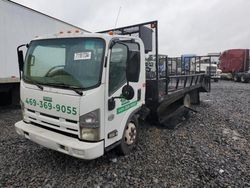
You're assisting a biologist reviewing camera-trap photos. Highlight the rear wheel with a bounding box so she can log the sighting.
[233,75,240,82]
[241,75,248,83]
[117,116,138,155]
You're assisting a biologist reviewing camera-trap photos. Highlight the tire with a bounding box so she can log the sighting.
[214,78,218,82]
[233,75,240,82]
[241,75,248,83]
[117,116,139,155]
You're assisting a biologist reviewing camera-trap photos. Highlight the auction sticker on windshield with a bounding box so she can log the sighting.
[74,52,91,60]
[25,97,77,115]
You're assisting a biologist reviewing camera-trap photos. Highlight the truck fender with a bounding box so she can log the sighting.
[104,108,140,153]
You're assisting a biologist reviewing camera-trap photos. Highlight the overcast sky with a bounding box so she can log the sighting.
[12,0,250,56]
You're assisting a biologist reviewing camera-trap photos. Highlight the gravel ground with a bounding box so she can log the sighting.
[0,80,249,188]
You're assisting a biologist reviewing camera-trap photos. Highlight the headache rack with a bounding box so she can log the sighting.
[100,21,218,118]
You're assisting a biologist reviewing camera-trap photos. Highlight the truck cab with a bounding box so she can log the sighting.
[219,49,250,82]
[15,21,212,160]
[196,58,221,82]
[15,32,146,160]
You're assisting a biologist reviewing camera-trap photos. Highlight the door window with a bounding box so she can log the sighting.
[109,43,128,95]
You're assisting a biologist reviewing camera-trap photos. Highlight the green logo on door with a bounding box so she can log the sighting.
[43,96,52,102]
[117,101,137,114]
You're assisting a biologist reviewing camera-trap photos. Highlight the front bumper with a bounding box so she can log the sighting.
[15,121,104,160]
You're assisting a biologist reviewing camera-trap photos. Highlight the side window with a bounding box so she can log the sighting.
[109,43,128,96]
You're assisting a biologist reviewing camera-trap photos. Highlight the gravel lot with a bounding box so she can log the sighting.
[0,80,249,188]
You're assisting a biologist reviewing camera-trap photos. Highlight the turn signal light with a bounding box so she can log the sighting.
[150,23,156,28]
[108,31,114,35]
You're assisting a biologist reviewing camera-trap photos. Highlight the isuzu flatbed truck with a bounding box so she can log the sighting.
[15,21,210,160]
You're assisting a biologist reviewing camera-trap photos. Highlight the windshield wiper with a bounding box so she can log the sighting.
[23,76,43,90]
[68,86,83,96]
[45,82,83,96]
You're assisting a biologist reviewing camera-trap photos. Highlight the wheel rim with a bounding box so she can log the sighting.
[241,76,245,82]
[124,122,137,145]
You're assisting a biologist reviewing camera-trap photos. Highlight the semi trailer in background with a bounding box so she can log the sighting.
[219,49,250,83]
[0,0,87,105]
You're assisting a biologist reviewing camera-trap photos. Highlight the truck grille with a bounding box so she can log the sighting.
[30,121,79,139]
[207,67,217,75]
[26,108,79,136]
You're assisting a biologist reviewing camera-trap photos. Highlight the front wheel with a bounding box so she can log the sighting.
[117,116,138,155]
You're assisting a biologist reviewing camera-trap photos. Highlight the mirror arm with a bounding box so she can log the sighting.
[126,77,130,86]
[17,43,28,51]
[17,43,29,79]
[111,96,123,100]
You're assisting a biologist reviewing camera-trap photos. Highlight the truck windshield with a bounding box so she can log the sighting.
[23,38,105,89]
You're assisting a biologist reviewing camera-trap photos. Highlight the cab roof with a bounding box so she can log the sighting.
[32,31,139,42]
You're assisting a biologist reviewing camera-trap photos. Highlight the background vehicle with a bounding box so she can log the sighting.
[15,21,211,160]
[181,54,196,72]
[219,49,250,83]
[0,0,86,105]
[167,55,221,82]
[196,57,221,82]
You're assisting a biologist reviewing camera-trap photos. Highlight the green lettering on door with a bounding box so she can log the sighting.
[117,101,137,114]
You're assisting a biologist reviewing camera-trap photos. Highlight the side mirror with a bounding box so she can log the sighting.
[108,98,116,111]
[126,50,140,82]
[17,44,28,72]
[17,50,24,71]
[122,85,134,100]
[108,85,134,111]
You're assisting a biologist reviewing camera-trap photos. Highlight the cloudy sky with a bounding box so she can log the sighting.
[12,0,250,56]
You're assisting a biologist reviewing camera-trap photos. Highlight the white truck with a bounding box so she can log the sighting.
[195,57,221,82]
[0,0,86,105]
[15,21,211,160]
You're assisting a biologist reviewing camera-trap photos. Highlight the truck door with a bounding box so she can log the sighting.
[104,41,140,148]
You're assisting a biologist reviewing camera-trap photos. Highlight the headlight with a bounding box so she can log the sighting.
[79,109,100,141]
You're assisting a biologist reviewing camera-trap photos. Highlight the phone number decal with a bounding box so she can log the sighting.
[25,98,77,115]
